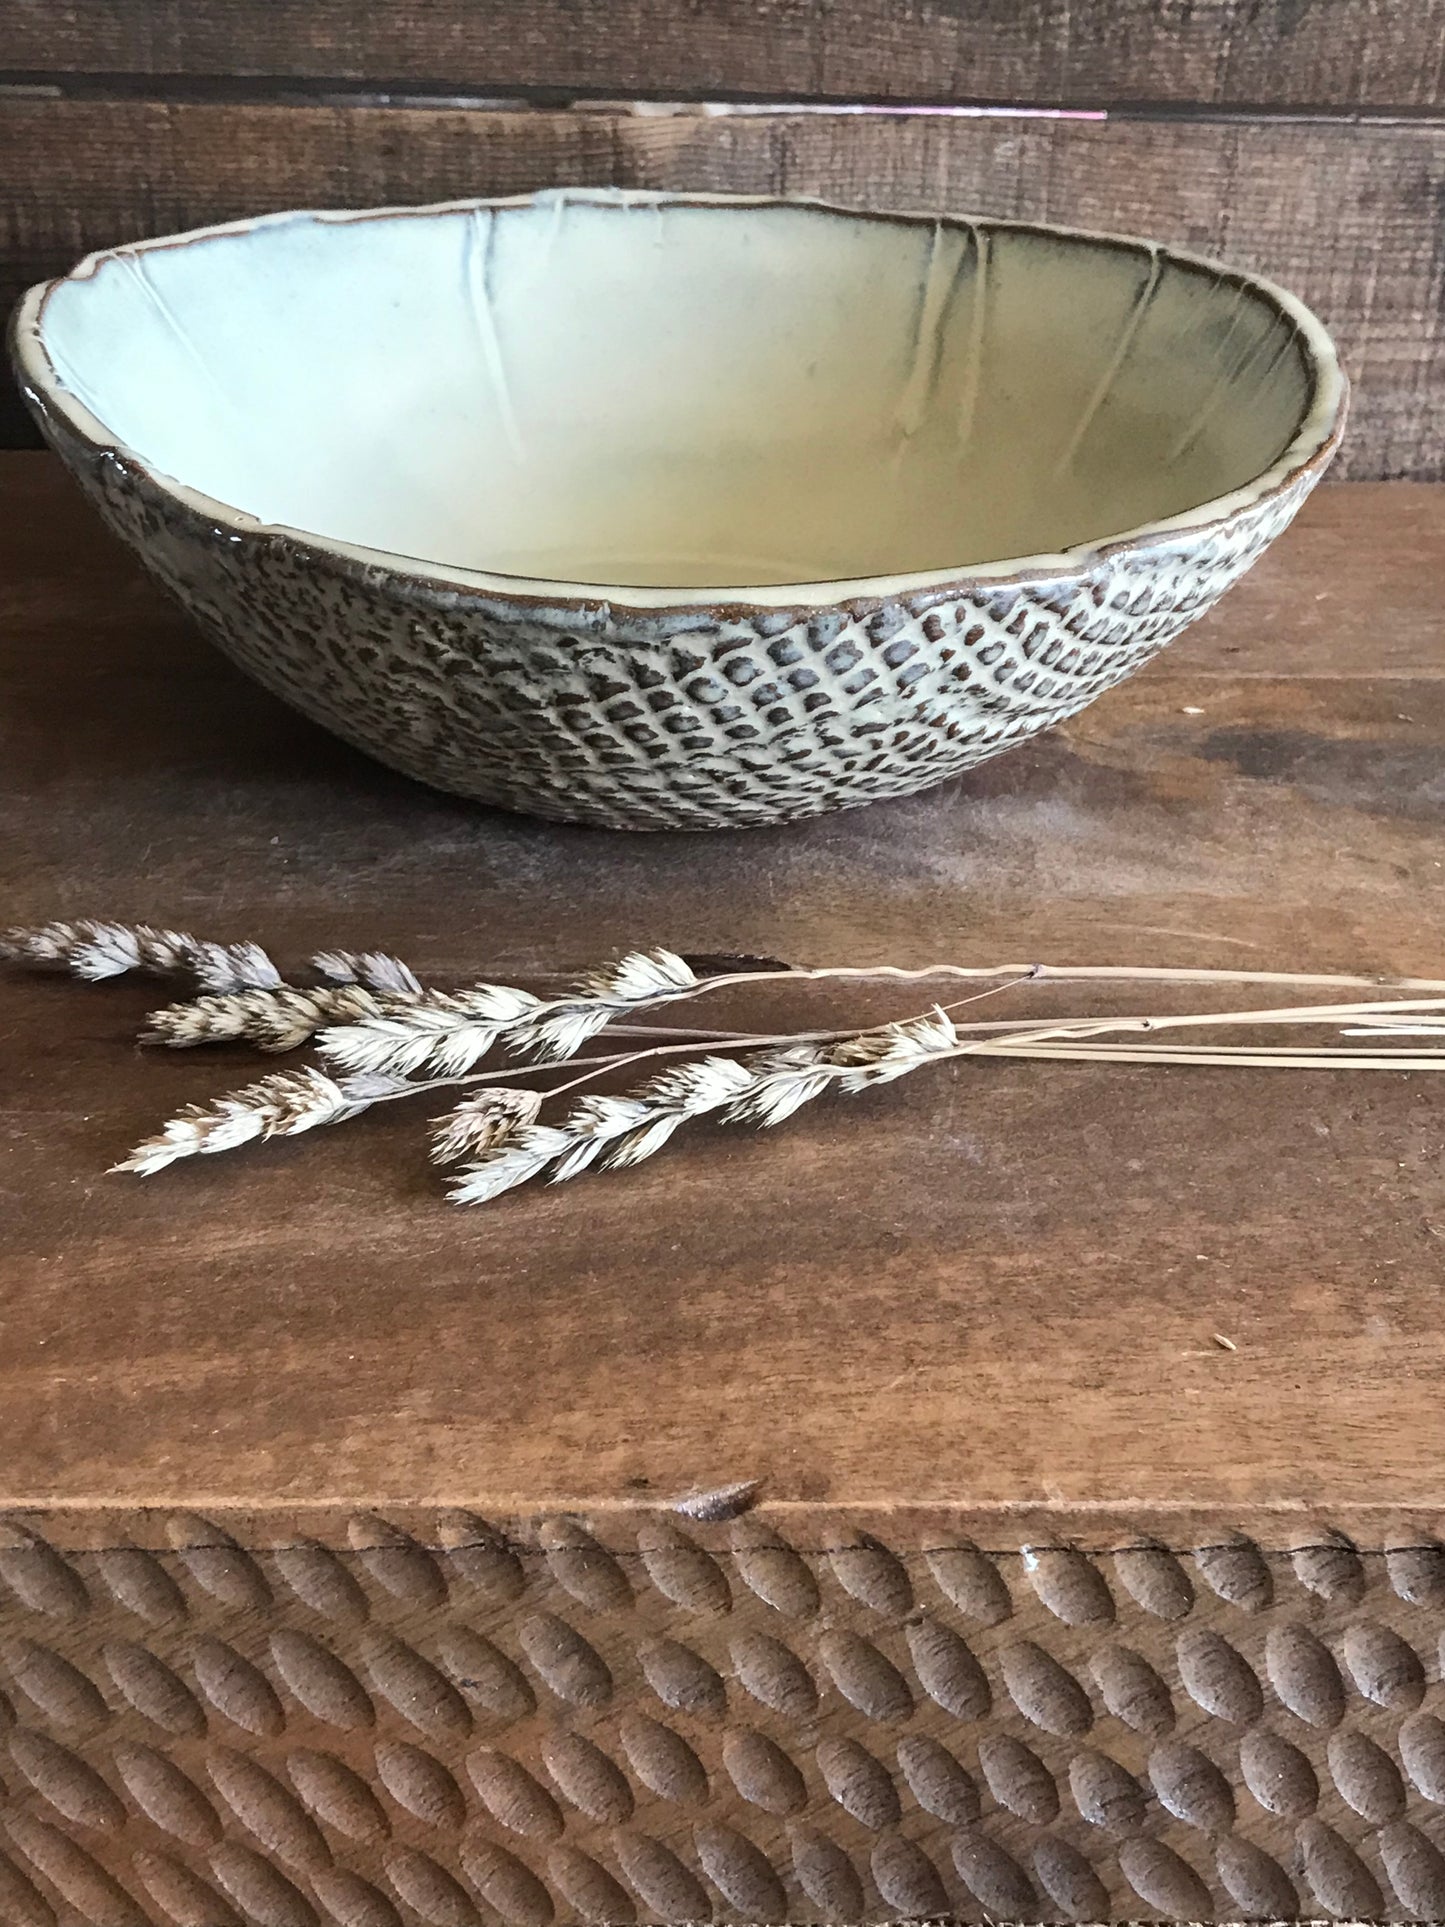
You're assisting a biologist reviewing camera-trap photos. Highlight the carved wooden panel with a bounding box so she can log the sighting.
[5,1510,1445,1924]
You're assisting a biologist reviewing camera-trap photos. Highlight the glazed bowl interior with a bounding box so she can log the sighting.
[30,192,1335,593]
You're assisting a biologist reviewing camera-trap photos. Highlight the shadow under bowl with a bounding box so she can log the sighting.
[12,189,1346,829]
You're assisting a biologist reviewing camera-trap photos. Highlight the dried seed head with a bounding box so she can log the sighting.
[829,1006,959,1086]
[447,1125,576,1205]
[644,1055,762,1107]
[144,984,383,1051]
[337,1071,420,1099]
[114,1068,364,1176]
[451,1051,760,1205]
[312,949,423,996]
[573,948,697,1003]
[512,948,701,1061]
[318,984,543,1077]
[430,1088,544,1164]
[447,1008,971,1207]
[189,940,285,993]
[314,950,703,1078]
[723,1063,835,1126]
[1,920,282,990]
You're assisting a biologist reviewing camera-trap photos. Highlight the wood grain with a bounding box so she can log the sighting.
[2,453,1444,1535]
[8,0,1445,107]
[3,99,1442,476]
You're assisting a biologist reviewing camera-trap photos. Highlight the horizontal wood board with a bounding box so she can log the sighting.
[1,102,1440,475]
[2,454,1444,1532]
[8,0,1445,106]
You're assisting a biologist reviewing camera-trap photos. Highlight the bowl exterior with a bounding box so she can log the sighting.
[37,409,1331,830]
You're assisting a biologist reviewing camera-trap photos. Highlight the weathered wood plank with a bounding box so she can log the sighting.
[3,452,1445,1528]
[5,458,1445,1924]
[8,0,1445,107]
[3,99,1441,476]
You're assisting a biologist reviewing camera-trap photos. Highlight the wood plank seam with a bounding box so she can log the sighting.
[9,78,1445,120]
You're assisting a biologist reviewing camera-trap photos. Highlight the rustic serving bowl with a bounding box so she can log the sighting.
[13,190,1345,829]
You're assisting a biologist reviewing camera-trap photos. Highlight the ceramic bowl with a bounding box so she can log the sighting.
[13,190,1345,830]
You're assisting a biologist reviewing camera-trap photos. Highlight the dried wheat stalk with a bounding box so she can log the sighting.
[8,918,1445,1206]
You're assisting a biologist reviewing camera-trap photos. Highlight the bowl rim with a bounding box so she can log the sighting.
[12,187,1348,615]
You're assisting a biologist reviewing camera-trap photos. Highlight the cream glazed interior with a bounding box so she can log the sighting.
[21,190,1343,600]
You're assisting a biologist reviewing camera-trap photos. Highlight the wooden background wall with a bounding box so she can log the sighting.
[3,2,1443,477]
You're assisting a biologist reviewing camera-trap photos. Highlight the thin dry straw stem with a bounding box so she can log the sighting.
[634,960,1445,1001]
[617,1009,1445,1046]
[1344,1025,1445,1037]
[313,955,1445,1083]
[585,1022,766,1041]
[123,1016,1445,1181]
[957,1043,1445,1071]
[583,977,1024,1054]
[940,995,1445,1044]
[355,1008,1445,1103]
[910,997,1445,1073]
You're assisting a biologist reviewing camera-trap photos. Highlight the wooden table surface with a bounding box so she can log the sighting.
[3,453,1445,1925]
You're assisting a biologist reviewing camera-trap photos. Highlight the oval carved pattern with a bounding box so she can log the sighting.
[1,1512,1445,1922]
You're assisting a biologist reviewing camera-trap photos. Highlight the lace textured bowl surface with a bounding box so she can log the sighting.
[12,190,1346,829]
